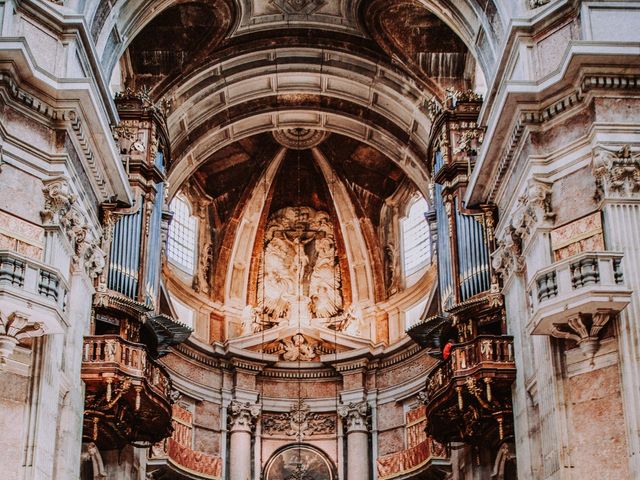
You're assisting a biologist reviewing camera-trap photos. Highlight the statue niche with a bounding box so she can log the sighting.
[249,206,344,332]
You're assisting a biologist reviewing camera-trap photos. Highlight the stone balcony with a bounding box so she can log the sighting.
[422,335,516,445]
[0,249,68,325]
[0,250,69,361]
[81,335,173,447]
[527,252,632,356]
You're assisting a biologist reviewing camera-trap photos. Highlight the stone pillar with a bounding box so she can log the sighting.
[228,401,260,480]
[338,401,369,480]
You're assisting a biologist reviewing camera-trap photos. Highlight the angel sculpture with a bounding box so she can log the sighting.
[259,234,297,322]
[280,334,317,362]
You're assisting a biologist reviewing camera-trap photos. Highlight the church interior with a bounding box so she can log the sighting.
[0,0,639,479]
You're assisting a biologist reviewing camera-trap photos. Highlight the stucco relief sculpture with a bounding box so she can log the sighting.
[262,399,336,439]
[279,333,318,361]
[253,206,346,332]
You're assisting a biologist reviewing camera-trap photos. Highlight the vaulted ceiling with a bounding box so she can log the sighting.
[112,0,487,305]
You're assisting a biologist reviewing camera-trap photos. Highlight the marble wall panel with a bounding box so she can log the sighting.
[0,369,29,480]
[567,363,630,479]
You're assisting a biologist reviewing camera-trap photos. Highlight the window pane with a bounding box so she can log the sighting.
[403,196,430,274]
[168,196,197,273]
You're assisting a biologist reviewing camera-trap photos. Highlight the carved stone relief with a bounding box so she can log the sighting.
[278,334,319,362]
[492,177,555,282]
[251,206,350,333]
[262,399,336,438]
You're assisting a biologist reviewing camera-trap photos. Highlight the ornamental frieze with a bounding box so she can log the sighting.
[262,399,336,438]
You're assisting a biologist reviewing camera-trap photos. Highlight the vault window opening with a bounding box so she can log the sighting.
[402,194,431,281]
[168,194,197,274]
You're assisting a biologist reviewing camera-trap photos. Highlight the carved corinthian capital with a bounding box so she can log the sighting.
[228,401,261,432]
[512,178,555,241]
[337,401,369,433]
[492,226,525,282]
[593,145,640,200]
[41,176,76,225]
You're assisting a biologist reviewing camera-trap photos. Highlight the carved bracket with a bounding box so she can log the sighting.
[0,311,44,363]
[549,310,613,362]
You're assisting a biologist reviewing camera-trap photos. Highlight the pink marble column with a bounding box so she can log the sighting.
[228,401,260,480]
[338,401,370,480]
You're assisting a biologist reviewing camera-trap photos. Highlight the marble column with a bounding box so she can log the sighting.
[228,401,260,480]
[338,401,369,480]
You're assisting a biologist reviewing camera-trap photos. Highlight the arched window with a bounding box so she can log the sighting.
[168,195,197,274]
[402,195,431,277]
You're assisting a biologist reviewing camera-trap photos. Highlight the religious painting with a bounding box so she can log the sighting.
[263,444,335,480]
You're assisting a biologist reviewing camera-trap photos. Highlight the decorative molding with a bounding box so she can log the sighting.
[337,401,369,433]
[487,74,640,203]
[269,0,327,15]
[262,399,336,438]
[228,400,261,432]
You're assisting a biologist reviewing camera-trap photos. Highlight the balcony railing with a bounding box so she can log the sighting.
[82,335,170,398]
[377,439,448,480]
[527,252,632,335]
[0,250,68,325]
[425,335,515,401]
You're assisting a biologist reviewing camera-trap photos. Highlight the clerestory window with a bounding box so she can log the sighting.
[402,195,431,277]
[168,195,197,274]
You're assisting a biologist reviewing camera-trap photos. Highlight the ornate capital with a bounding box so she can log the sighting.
[337,401,369,433]
[512,177,555,242]
[593,145,640,200]
[41,176,76,225]
[0,311,44,363]
[41,176,106,278]
[228,401,261,432]
[492,226,525,282]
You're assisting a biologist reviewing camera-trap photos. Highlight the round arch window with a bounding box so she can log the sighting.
[263,444,335,480]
